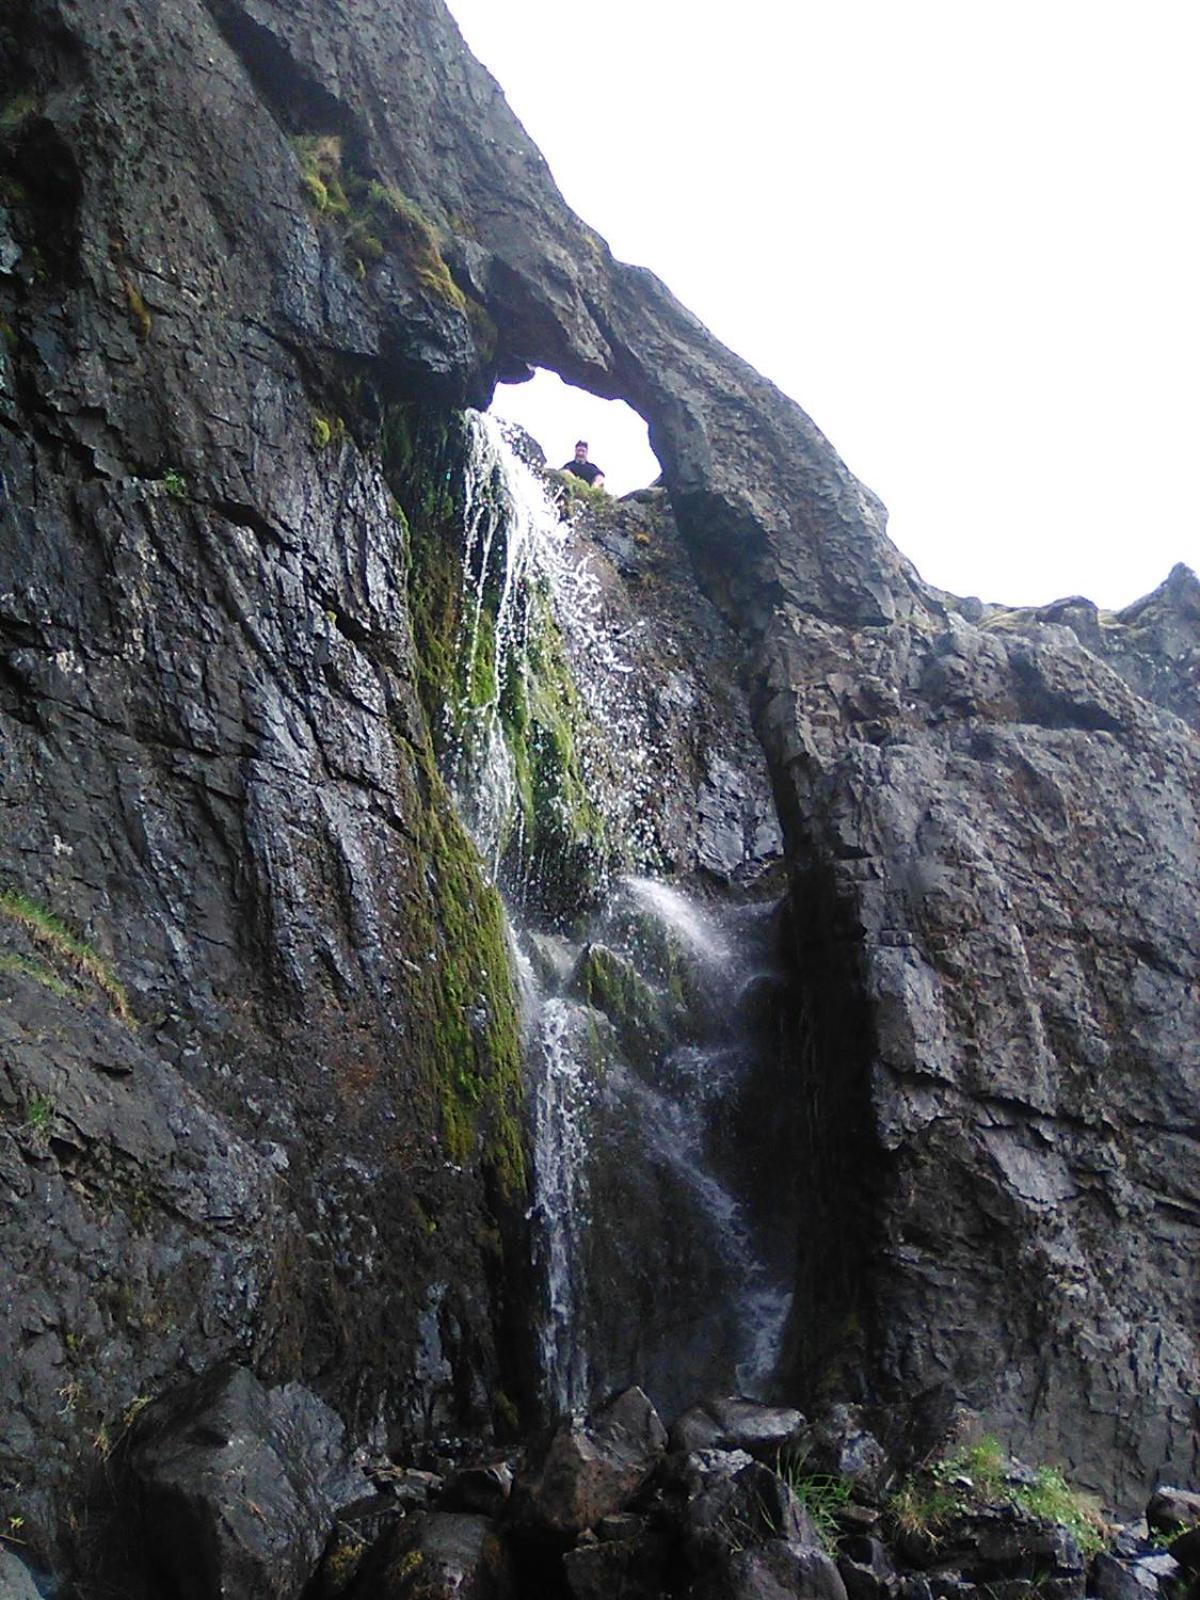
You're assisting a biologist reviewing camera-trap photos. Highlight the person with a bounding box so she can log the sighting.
[561,440,605,489]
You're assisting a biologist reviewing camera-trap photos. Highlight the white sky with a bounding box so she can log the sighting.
[445,0,1199,612]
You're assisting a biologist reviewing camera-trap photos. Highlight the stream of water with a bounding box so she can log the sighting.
[446,414,795,1419]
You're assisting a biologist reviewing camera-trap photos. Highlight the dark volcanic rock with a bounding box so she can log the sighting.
[351,1512,512,1600]
[128,1364,369,1600]
[563,1529,672,1600]
[0,1549,40,1600]
[670,1398,807,1461]
[0,0,1196,1556]
[1148,1488,1200,1535]
[681,1459,817,1570]
[699,1541,848,1600]
[512,1387,667,1541]
[806,1405,890,1497]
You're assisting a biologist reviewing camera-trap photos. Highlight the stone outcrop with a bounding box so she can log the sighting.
[0,0,1196,1574]
[127,1365,369,1600]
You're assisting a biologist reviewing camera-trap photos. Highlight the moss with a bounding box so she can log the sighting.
[293,135,350,216]
[292,137,469,310]
[416,797,526,1194]
[552,468,608,505]
[386,403,609,917]
[375,409,528,1191]
[319,1532,368,1597]
[0,890,132,1022]
[22,1093,54,1134]
[494,1389,520,1435]
[0,93,36,134]
[311,413,345,452]
[571,943,673,1069]
[122,276,152,341]
[394,1550,424,1583]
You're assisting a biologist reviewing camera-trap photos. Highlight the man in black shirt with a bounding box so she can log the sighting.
[562,440,605,489]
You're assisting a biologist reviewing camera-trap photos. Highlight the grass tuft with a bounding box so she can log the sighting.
[775,1459,853,1554]
[0,950,73,998]
[891,1436,1107,1556]
[0,890,132,1022]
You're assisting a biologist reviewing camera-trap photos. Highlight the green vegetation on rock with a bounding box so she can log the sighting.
[293,135,468,309]
[0,889,132,1022]
[368,407,528,1194]
[571,942,673,1069]
[774,1462,852,1555]
[890,1435,1107,1556]
[383,402,609,918]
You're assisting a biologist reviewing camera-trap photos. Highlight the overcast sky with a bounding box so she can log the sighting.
[444,0,1197,612]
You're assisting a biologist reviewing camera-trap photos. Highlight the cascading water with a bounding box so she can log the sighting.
[441,412,797,1419]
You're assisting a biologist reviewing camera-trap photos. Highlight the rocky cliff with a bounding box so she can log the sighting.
[0,0,1196,1577]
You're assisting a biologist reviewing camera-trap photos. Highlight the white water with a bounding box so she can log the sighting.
[450,413,665,885]
[529,997,598,1412]
[620,874,735,971]
[445,414,794,1418]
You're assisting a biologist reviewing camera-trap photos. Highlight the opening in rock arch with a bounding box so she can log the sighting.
[489,368,661,497]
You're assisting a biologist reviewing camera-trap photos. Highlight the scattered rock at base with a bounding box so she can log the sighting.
[681,1458,818,1570]
[693,1539,848,1600]
[838,1535,898,1600]
[0,1549,41,1600]
[1172,1529,1200,1573]
[349,1512,512,1599]
[1148,1489,1200,1536]
[806,1404,891,1499]
[440,1459,516,1518]
[669,1396,807,1460]
[512,1387,667,1540]
[1092,1551,1176,1600]
[563,1527,672,1600]
[128,1364,369,1600]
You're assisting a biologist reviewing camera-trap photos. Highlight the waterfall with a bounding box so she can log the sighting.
[441,413,796,1419]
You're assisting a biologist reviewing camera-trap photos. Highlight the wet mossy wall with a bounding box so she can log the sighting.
[384,404,608,927]
[374,404,526,1196]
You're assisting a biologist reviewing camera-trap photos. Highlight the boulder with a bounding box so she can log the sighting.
[692,1539,848,1600]
[838,1537,898,1600]
[350,1512,511,1599]
[682,1460,817,1570]
[563,1529,672,1600]
[0,1550,40,1600]
[512,1388,667,1540]
[1148,1490,1200,1536]
[1092,1553,1165,1600]
[439,1460,515,1519]
[670,1398,807,1461]
[807,1405,891,1498]
[128,1364,369,1600]
[1172,1530,1200,1573]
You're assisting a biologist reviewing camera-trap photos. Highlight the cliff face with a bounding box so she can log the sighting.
[0,0,1196,1556]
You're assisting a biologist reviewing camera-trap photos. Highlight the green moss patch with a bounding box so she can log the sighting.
[292,135,468,310]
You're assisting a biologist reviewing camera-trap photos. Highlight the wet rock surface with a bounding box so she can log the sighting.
[511,1387,667,1541]
[0,0,1196,1573]
[352,1511,513,1600]
[127,1364,369,1600]
[0,1549,41,1600]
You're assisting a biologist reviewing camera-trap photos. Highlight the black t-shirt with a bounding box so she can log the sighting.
[562,459,603,484]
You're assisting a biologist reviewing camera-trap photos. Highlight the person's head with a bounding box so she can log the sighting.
[574,441,589,462]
